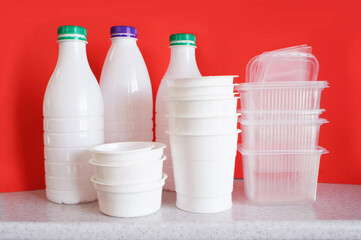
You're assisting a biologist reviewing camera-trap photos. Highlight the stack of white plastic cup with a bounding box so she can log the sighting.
[237,45,329,205]
[89,142,167,217]
[165,76,240,213]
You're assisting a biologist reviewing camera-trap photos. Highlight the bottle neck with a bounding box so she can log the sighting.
[57,41,89,66]
[111,37,138,46]
[164,45,201,79]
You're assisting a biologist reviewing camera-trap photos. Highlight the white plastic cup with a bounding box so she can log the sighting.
[92,174,167,217]
[167,130,240,161]
[166,96,239,117]
[166,76,238,87]
[90,155,166,185]
[167,84,238,97]
[168,130,240,213]
[173,156,236,213]
[173,157,235,210]
[166,114,240,133]
[89,142,165,164]
[45,159,93,177]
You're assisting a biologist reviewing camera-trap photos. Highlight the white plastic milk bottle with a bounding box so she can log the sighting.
[100,26,153,143]
[155,33,201,191]
[43,26,104,204]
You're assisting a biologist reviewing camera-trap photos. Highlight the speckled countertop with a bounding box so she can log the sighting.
[0,180,360,240]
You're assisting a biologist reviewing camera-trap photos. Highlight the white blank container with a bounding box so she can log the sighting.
[166,96,239,117]
[240,109,325,121]
[237,81,328,111]
[91,174,167,217]
[89,142,165,164]
[168,130,240,160]
[45,175,95,192]
[166,114,240,133]
[44,146,91,163]
[45,159,93,177]
[90,155,166,185]
[46,188,97,204]
[166,76,238,87]
[105,130,154,143]
[167,84,237,97]
[240,119,328,151]
[239,146,328,205]
[43,117,104,132]
[173,156,236,213]
[44,131,104,148]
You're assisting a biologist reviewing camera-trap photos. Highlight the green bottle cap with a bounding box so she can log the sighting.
[170,33,196,46]
[57,25,87,41]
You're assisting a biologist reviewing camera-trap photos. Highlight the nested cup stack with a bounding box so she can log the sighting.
[89,142,167,217]
[237,45,329,205]
[165,76,240,213]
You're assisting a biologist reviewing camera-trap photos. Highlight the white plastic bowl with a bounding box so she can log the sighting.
[44,131,104,148]
[167,84,238,97]
[90,155,166,185]
[45,159,93,177]
[166,76,238,87]
[92,174,167,217]
[166,96,239,116]
[166,114,240,133]
[240,119,328,151]
[239,146,328,205]
[167,130,240,160]
[173,156,236,213]
[89,142,166,164]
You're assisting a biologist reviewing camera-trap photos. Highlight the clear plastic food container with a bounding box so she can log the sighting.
[239,119,328,151]
[238,146,328,205]
[246,45,318,83]
[237,81,328,111]
[239,109,325,121]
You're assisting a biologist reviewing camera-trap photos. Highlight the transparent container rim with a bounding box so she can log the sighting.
[236,81,329,90]
[239,109,325,115]
[238,145,329,155]
[239,118,329,125]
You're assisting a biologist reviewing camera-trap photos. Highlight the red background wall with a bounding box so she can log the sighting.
[1,0,360,192]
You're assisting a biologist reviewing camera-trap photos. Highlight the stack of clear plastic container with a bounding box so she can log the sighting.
[165,76,241,213]
[236,45,329,205]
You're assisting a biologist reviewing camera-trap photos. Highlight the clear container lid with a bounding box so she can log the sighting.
[246,45,319,83]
